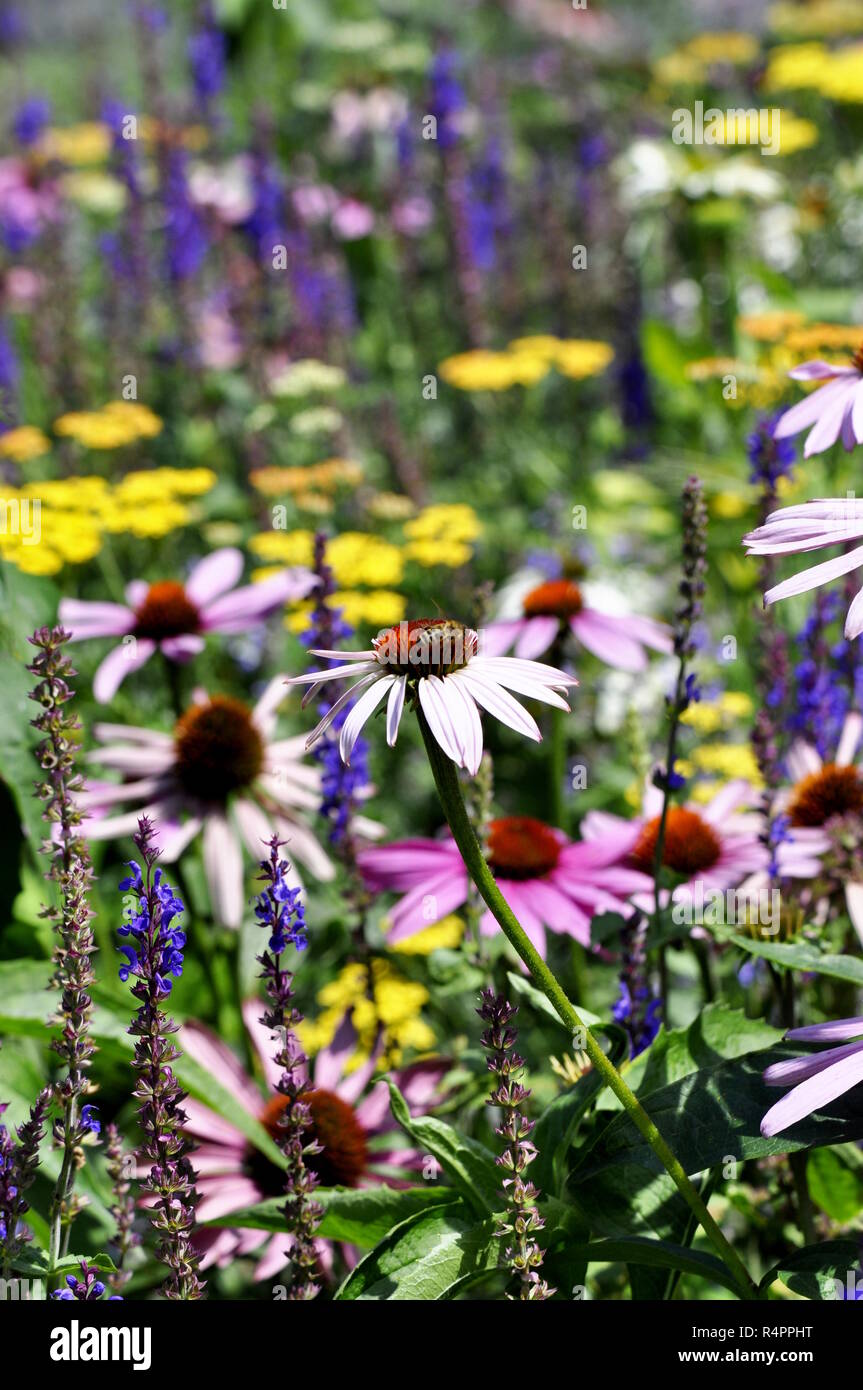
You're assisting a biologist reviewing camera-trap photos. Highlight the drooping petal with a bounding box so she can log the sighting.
[185,547,244,606]
[386,674,407,746]
[203,811,245,929]
[760,1045,863,1136]
[453,669,541,743]
[92,638,156,703]
[339,675,394,765]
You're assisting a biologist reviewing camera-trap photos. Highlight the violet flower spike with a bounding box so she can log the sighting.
[254,835,322,1299]
[477,989,554,1300]
[50,1259,122,1300]
[0,1086,52,1277]
[28,625,98,1275]
[120,816,203,1299]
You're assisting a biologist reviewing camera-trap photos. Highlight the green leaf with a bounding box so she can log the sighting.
[12,1248,117,1278]
[807,1147,863,1223]
[387,1080,500,1216]
[203,1185,456,1248]
[727,934,863,987]
[505,970,601,1029]
[760,1239,863,1301]
[533,1069,604,1197]
[639,1005,784,1096]
[335,1202,500,1300]
[0,563,59,848]
[566,1237,742,1298]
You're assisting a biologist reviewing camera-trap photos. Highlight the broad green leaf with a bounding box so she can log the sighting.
[533,1070,604,1197]
[0,564,60,848]
[567,1237,743,1298]
[728,935,863,987]
[12,1248,117,1278]
[639,1005,784,1096]
[505,971,600,1030]
[203,1185,456,1248]
[387,1080,500,1216]
[807,1147,863,1224]
[335,1202,500,1300]
[760,1239,863,1301]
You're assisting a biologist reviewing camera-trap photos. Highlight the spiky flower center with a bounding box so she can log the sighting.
[134,580,200,640]
[487,816,561,879]
[253,1089,369,1191]
[788,763,863,827]
[852,344,863,373]
[630,807,721,875]
[372,619,477,677]
[522,579,583,620]
[174,696,264,802]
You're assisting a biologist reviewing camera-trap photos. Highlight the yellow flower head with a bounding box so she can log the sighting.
[297,959,435,1068]
[39,122,111,165]
[439,349,549,391]
[0,427,51,462]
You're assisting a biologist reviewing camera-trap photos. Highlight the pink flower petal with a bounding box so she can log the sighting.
[92,639,156,703]
[185,547,244,606]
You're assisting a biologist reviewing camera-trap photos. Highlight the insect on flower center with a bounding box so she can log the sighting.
[788,763,863,827]
[630,807,721,875]
[134,581,201,640]
[174,696,264,802]
[522,579,583,620]
[372,619,477,677]
[487,816,562,879]
[253,1089,369,1191]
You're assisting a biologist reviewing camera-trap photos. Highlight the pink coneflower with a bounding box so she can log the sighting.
[773,357,863,458]
[59,548,314,703]
[185,1005,448,1280]
[359,817,653,955]
[761,1016,863,1137]
[482,577,672,672]
[286,618,578,775]
[744,499,863,637]
[777,712,863,940]
[581,780,819,911]
[79,680,335,927]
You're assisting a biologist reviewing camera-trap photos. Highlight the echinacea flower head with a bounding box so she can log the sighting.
[772,353,863,457]
[80,680,334,927]
[185,1007,447,1280]
[483,575,672,671]
[60,548,314,702]
[761,1015,863,1137]
[359,817,652,956]
[287,618,578,775]
[744,498,863,638]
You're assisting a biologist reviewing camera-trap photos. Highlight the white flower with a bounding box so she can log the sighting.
[286,619,577,775]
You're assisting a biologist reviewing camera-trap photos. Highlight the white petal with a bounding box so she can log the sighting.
[453,669,541,742]
[386,675,407,746]
[443,674,483,775]
[203,812,245,929]
[339,676,394,765]
[305,673,378,749]
[836,712,863,767]
[418,676,466,767]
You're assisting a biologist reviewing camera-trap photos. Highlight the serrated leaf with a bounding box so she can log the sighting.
[335,1202,500,1300]
[387,1080,500,1216]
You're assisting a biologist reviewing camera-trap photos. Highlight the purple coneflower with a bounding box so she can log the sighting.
[744,498,863,638]
[773,354,863,458]
[761,1015,863,1136]
[287,618,578,775]
[59,548,313,702]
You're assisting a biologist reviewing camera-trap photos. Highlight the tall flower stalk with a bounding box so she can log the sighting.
[120,817,203,1300]
[105,1122,140,1294]
[0,1086,51,1278]
[254,836,322,1299]
[28,625,98,1274]
[416,709,757,1299]
[478,990,553,1300]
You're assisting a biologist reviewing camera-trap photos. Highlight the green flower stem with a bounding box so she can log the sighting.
[418,712,758,1301]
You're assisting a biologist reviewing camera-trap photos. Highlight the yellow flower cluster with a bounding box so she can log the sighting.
[54,400,163,450]
[769,0,863,38]
[390,914,465,955]
[439,337,613,391]
[765,40,863,101]
[249,457,363,499]
[652,32,759,87]
[0,427,51,462]
[0,467,216,576]
[297,959,436,1067]
[38,122,111,165]
[403,503,482,568]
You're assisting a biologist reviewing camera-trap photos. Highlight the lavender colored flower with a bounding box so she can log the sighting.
[120,817,203,1299]
[0,316,19,428]
[428,49,466,151]
[28,627,97,1269]
[748,412,795,489]
[51,1260,122,1300]
[0,1088,51,1273]
[465,138,510,273]
[11,96,51,146]
[301,533,369,851]
[163,148,208,281]
[612,914,661,1057]
[477,990,554,1300]
[188,2,226,110]
[255,836,321,1299]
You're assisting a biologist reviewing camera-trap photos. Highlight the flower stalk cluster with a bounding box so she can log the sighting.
[51,1259,121,1301]
[477,989,554,1301]
[254,836,322,1299]
[613,912,662,1058]
[120,817,203,1300]
[105,1122,140,1293]
[28,625,98,1272]
[0,1086,51,1276]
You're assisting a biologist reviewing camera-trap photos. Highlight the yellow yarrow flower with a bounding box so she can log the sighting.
[39,122,111,165]
[681,691,754,735]
[439,349,550,391]
[0,427,51,462]
[390,915,465,955]
[297,959,435,1068]
[553,339,615,378]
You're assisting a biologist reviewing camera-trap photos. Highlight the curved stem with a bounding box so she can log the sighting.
[418,712,758,1301]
